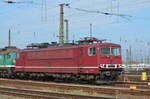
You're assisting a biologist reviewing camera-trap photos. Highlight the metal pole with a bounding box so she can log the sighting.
[129,46,132,64]
[90,23,92,37]
[59,4,64,44]
[8,29,11,47]
[59,3,69,44]
[64,19,69,43]
[126,49,129,64]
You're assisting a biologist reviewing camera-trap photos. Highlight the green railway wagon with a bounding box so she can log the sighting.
[0,51,17,77]
[0,54,5,65]
[5,51,17,65]
[0,51,17,66]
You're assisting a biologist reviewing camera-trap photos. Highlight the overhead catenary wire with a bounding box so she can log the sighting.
[68,6,132,20]
[2,0,40,5]
[68,0,150,14]
[102,0,150,11]
[2,0,149,22]
[2,1,150,46]
[65,0,150,21]
[66,6,136,27]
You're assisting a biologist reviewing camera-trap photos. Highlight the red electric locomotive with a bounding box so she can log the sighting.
[15,37,122,83]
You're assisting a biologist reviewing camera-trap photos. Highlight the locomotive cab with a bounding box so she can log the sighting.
[78,37,122,81]
[99,45,122,69]
[99,44,122,81]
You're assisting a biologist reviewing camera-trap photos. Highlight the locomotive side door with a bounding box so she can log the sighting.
[78,47,84,73]
[16,52,26,71]
[78,46,98,73]
[78,46,90,73]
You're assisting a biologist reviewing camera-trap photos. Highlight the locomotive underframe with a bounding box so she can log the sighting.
[0,68,122,84]
[0,67,15,78]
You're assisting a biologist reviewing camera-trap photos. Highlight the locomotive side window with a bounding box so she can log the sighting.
[101,47,110,55]
[6,54,11,58]
[88,47,96,56]
[111,47,120,56]
[80,48,83,56]
[101,47,120,56]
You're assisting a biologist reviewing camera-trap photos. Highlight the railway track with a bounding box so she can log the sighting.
[0,87,115,99]
[109,82,150,93]
[118,75,150,82]
[0,78,150,97]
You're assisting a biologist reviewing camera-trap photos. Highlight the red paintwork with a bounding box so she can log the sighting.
[15,43,122,74]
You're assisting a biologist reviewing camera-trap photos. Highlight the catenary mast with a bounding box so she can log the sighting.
[59,3,69,44]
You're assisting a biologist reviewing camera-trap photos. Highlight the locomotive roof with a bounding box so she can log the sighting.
[0,46,18,54]
[20,42,120,53]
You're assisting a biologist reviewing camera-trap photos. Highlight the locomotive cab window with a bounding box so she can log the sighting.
[6,54,11,58]
[101,47,110,55]
[88,47,96,56]
[101,46,120,56]
[111,47,120,56]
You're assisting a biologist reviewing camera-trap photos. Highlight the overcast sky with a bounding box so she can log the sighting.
[0,0,150,61]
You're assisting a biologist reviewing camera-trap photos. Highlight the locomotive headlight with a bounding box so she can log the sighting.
[119,65,122,68]
[13,60,16,63]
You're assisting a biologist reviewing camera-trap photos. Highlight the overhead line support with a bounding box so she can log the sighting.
[59,3,69,44]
